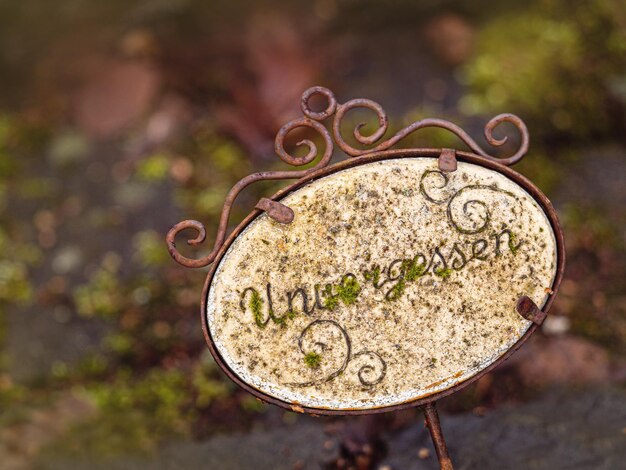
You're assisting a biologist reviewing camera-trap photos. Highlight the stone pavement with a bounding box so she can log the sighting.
[37,386,626,470]
[385,386,626,469]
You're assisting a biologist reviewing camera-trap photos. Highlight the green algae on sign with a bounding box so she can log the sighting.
[206,158,558,410]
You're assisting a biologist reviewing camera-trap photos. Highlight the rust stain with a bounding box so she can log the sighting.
[424,370,465,391]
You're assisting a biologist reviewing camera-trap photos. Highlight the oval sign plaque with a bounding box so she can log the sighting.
[204,156,560,412]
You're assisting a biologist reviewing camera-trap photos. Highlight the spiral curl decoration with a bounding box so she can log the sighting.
[331,97,528,164]
[419,170,521,234]
[286,319,387,388]
[446,184,518,235]
[419,170,450,204]
[167,89,335,268]
[351,350,387,387]
[167,86,530,268]
[286,319,351,387]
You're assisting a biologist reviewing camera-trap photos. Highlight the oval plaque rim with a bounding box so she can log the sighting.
[200,149,566,416]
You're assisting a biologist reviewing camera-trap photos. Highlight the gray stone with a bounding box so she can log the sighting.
[36,387,626,470]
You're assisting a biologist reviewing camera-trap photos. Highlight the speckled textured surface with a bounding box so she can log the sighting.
[39,387,626,470]
[206,158,558,410]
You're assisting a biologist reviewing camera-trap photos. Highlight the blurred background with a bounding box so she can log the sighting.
[0,1,625,469]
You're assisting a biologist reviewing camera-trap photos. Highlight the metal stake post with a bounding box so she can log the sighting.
[423,402,454,470]
[166,86,565,469]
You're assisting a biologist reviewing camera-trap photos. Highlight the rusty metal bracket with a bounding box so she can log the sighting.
[516,295,547,325]
[438,148,457,172]
[166,86,530,269]
[255,198,294,224]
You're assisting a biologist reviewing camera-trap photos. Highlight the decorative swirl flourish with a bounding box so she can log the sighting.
[166,97,334,268]
[351,350,387,386]
[167,86,530,268]
[331,97,528,165]
[286,319,387,388]
[419,170,450,204]
[420,170,519,235]
[274,117,333,167]
[300,86,337,121]
[286,319,351,387]
[446,184,518,235]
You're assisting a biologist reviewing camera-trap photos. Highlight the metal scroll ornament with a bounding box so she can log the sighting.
[166,86,529,269]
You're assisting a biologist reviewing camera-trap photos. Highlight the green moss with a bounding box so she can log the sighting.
[271,309,289,325]
[434,267,453,280]
[269,308,298,326]
[0,259,33,304]
[245,288,302,327]
[323,284,340,311]
[404,258,427,282]
[249,290,266,328]
[386,279,406,301]
[382,258,428,301]
[336,275,361,305]
[323,276,361,310]
[508,232,520,254]
[304,352,322,369]
[133,230,169,268]
[73,260,122,318]
[363,265,381,286]
[462,2,626,143]
[56,369,194,455]
[136,153,170,182]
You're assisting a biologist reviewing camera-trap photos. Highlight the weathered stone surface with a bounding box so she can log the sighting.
[35,387,626,470]
[207,158,558,410]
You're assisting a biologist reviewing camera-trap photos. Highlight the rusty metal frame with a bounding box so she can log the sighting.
[166,86,529,269]
[197,149,566,414]
[165,87,566,469]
